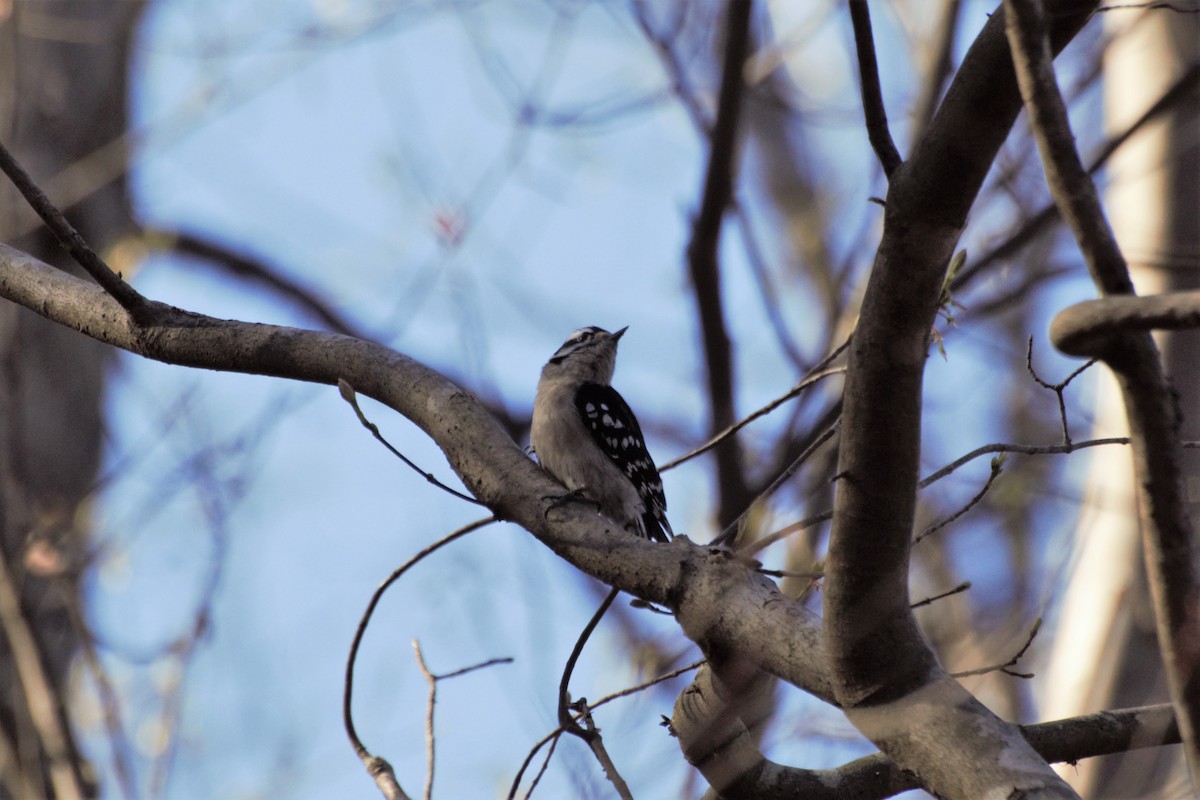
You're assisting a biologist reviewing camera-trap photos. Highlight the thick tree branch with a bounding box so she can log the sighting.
[823,2,1096,797]
[955,62,1200,292]
[0,241,838,707]
[1006,0,1200,778]
[1052,291,1200,354]
[687,0,754,527]
[672,664,1180,799]
[911,0,963,144]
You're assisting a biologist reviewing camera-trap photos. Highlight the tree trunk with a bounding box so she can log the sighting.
[0,2,144,796]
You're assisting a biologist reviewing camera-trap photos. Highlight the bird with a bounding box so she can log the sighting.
[531,326,673,542]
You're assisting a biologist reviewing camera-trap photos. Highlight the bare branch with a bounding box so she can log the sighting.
[0,544,89,800]
[412,642,436,800]
[687,0,755,525]
[510,659,704,800]
[147,227,371,339]
[823,2,1097,796]
[558,587,618,739]
[1051,291,1200,356]
[1006,0,1200,775]
[1026,336,1098,445]
[411,642,512,800]
[660,348,846,471]
[911,581,971,609]
[713,421,840,547]
[0,137,152,324]
[741,509,833,556]
[915,455,1004,544]
[920,437,1132,487]
[339,380,486,505]
[848,0,903,176]
[343,517,496,797]
[673,663,1178,799]
[951,617,1042,679]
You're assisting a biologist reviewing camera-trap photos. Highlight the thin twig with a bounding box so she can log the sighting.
[757,567,824,580]
[338,379,485,506]
[510,730,562,800]
[919,437,1132,488]
[1026,335,1097,445]
[0,543,89,800]
[848,0,903,176]
[712,421,840,547]
[558,587,619,739]
[660,359,847,472]
[412,641,512,800]
[0,138,153,324]
[344,517,496,793]
[509,659,705,799]
[741,509,833,557]
[590,658,706,710]
[527,731,567,800]
[951,618,1042,679]
[550,586,634,794]
[413,642,436,800]
[915,455,1004,544]
[63,589,136,800]
[911,581,972,609]
[576,705,633,800]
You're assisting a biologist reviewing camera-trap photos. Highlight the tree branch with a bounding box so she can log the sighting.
[147,227,372,339]
[0,138,152,325]
[822,2,1096,797]
[1006,0,1200,778]
[673,662,1179,800]
[848,0,903,176]
[687,0,754,526]
[1051,291,1200,355]
[0,240,839,714]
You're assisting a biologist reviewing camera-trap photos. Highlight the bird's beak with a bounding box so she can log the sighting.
[611,326,629,341]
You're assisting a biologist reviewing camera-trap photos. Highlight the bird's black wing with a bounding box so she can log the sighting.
[574,382,672,542]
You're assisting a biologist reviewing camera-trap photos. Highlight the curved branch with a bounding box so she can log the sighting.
[1051,291,1200,356]
[687,0,754,526]
[848,0,903,175]
[823,2,1096,797]
[1006,0,1200,777]
[149,227,371,339]
[0,139,152,325]
[672,663,1180,799]
[0,241,837,707]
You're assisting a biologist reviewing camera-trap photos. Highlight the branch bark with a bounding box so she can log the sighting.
[672,663,1181,799]
[0,241,837,704]
[1006,0,1200,781]
[687,0,754,527]
[848,0,903,176]
[822,1,1096,797]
